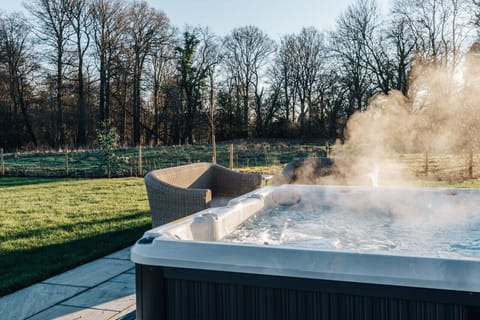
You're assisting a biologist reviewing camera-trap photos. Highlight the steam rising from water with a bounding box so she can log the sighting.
[264,60,480,257]
[329,57,480,186]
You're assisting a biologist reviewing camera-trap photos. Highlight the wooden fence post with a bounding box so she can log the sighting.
[425,149,429,176]
[468,148,474,179]
[1,148,4,176]
[212,135,217,164]
[229,144,234,169]
[65,146,69,176]
[138,145,143,176]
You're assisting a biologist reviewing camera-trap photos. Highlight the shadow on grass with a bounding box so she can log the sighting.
[0,177,70,188]
[0,218,151,297]
[0,211,150,243]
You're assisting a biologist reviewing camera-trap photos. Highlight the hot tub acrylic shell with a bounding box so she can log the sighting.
[131,185,480,320]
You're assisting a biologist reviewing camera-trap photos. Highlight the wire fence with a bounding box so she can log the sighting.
[1,144,479,181]
[0,143,327,178]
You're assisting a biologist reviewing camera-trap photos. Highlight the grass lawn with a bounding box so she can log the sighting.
[0,177,151,297]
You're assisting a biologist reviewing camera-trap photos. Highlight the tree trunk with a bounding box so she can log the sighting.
[18,79,37,146]
[210,73,216,163]
[105,67,111,120]
[255,88,263,137]
[56,48,64,147]
[99,52,106,122]
[77,47,87,146]
[133,62,141,145]
[243,74,249,138]
[283,68,290,122]
[8,61,37,147]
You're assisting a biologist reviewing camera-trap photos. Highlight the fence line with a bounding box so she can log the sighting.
[1,148,4,176]
[0,144,478,181]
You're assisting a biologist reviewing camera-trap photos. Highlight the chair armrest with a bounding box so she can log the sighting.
[145,172,211,227]
[211,165,263,197]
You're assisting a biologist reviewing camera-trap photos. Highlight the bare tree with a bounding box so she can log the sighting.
[356,1,395,95]
[0,13,38,147]
[223,25,275,138]
[275,35,297,125]
[392,0,471,68]
[89,0,126,124]
[330,0,376,116]
[196,28,221,156]
[67,0,91,146]
[125,1,170,145]
[388,13,417,95]
[26,0,73,147]
[214,76,244,140]
[289,27,327,136]
[258,65,284,137]
[147,44,175,145]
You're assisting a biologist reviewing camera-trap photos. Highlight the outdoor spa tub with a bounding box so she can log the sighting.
[131,185,480,320]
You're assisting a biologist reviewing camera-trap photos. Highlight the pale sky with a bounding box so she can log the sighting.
[1,0,393,39]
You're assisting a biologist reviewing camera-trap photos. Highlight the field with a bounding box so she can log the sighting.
[1,142,480,297]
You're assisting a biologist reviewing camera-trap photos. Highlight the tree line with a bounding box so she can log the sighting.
[0,0,479,151]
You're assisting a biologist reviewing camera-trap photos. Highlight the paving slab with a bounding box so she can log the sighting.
[108,273,135,286]
[26,304,117,320]
[1,246,137,320]
[62,279,135,311]
[44,258,134,288]
[114,305,137,320]
[0,283,86,320]
[105,247,132,260]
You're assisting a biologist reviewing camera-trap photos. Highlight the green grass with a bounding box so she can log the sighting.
[0,177,150,297]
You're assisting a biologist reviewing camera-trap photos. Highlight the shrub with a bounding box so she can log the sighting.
[96,121,120,178]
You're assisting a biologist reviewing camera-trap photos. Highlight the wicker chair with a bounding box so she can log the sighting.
[145,162,263,227]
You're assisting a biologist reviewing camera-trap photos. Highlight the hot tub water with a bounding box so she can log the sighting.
[222,187,480,259]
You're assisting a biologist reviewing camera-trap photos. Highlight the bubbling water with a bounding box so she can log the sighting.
[221,187,480,259]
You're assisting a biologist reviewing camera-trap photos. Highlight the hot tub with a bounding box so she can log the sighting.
[131,185,480,320]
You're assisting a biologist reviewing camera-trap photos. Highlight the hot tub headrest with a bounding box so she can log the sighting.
[273,157,341,185]
[269,188,302,206]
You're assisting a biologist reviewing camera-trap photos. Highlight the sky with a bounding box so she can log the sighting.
[0,0,393,39]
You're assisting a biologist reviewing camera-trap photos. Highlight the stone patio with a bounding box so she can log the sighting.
[0,247,136,320]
